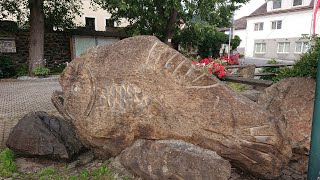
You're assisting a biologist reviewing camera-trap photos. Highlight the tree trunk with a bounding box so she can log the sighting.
[163,8,178,47]
[28,0,45,76]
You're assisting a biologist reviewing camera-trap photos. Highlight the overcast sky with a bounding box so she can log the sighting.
[234,0,266,19]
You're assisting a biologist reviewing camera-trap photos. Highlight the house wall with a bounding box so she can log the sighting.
[245,9,319,60]
[267,0,312,11]
[254,37,306,60]
[225,29,247,55]
[75,0,129,31]
[2,0,129,31]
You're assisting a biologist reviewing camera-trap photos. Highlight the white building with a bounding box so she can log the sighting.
[71,0,129,58]
[74,0,129,31]
[228,0,320,61]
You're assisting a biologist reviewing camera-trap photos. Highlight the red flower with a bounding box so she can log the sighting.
[193,60,199,65]
[200,58,210,65]
[218,71,227,78]
[214,66,221,73]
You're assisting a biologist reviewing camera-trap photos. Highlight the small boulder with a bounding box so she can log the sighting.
[6,111,84,160]
[119,139,231,180]
[258,77,315,173]
[241,90,262,102]
[237,64,256,78]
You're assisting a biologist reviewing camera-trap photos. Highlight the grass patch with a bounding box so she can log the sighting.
[38,166,58,179]
[227,82,248,93]
[0,149,129,179]
[36,164,119,180]
[0,148,17,177]
[90,165,113,179]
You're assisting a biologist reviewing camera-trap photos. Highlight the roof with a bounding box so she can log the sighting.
[234,16,247,30]
[71,28,128,38]
[218,16,248,32]
[248,0,314,18]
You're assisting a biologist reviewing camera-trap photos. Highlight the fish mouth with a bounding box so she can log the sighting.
[51,90,71,121]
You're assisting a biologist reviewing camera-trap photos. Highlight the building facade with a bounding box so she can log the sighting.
[74,0,129,31]
[229,0,320,61]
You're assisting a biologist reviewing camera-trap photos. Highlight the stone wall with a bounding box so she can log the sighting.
[0,30,71,69]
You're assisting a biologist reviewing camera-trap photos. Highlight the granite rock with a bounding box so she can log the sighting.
[54,36,292,179]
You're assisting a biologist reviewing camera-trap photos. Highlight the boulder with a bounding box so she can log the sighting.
[54,36,291,179]
[258,77,315,173]
[237,64,256,79]
[6,111,84,160]
[120,139,231,180]
[241,90,262,102]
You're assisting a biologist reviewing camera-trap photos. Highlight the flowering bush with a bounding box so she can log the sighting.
[192,54,239,79]
[221,54,240,65]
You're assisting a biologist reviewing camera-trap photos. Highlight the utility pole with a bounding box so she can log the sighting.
[308,51,320,180]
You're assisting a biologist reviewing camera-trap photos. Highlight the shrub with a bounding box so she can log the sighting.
[51,63,67,74]
[0,56,15,78]
[15,64,28,77]
[259,36,319,81]
[279,36,320,79]
[32,67,50,76]
[0,148,17,177]
[260,59,283,82]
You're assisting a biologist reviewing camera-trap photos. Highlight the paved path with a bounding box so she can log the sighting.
[0,78,61,148]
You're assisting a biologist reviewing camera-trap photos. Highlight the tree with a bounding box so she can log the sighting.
[0,0,82,75]
[173,22,242,58]
[93,0,249,45]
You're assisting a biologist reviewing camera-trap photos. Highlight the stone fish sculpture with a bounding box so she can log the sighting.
[53,36,291,179]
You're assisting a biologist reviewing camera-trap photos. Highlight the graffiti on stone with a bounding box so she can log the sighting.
[0,38,16,53]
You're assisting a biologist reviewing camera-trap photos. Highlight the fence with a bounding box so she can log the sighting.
[224,64,293,87]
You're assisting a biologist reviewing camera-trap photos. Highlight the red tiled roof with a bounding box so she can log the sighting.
[248,0,314,18]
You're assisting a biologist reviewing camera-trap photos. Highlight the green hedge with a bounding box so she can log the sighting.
[0,56,15,78]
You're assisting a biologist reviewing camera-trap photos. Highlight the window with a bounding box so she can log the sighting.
[85,17,95,30]
[273,0,282,9]
[277,42,290,53]
[255,43,266,53]
[254,22,264,31]
[106,19,114,28]
[295,42,309,53]
[271,21,282,29]
[293,0,303,6]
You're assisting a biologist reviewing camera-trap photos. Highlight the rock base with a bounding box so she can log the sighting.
[6,111,84,160]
